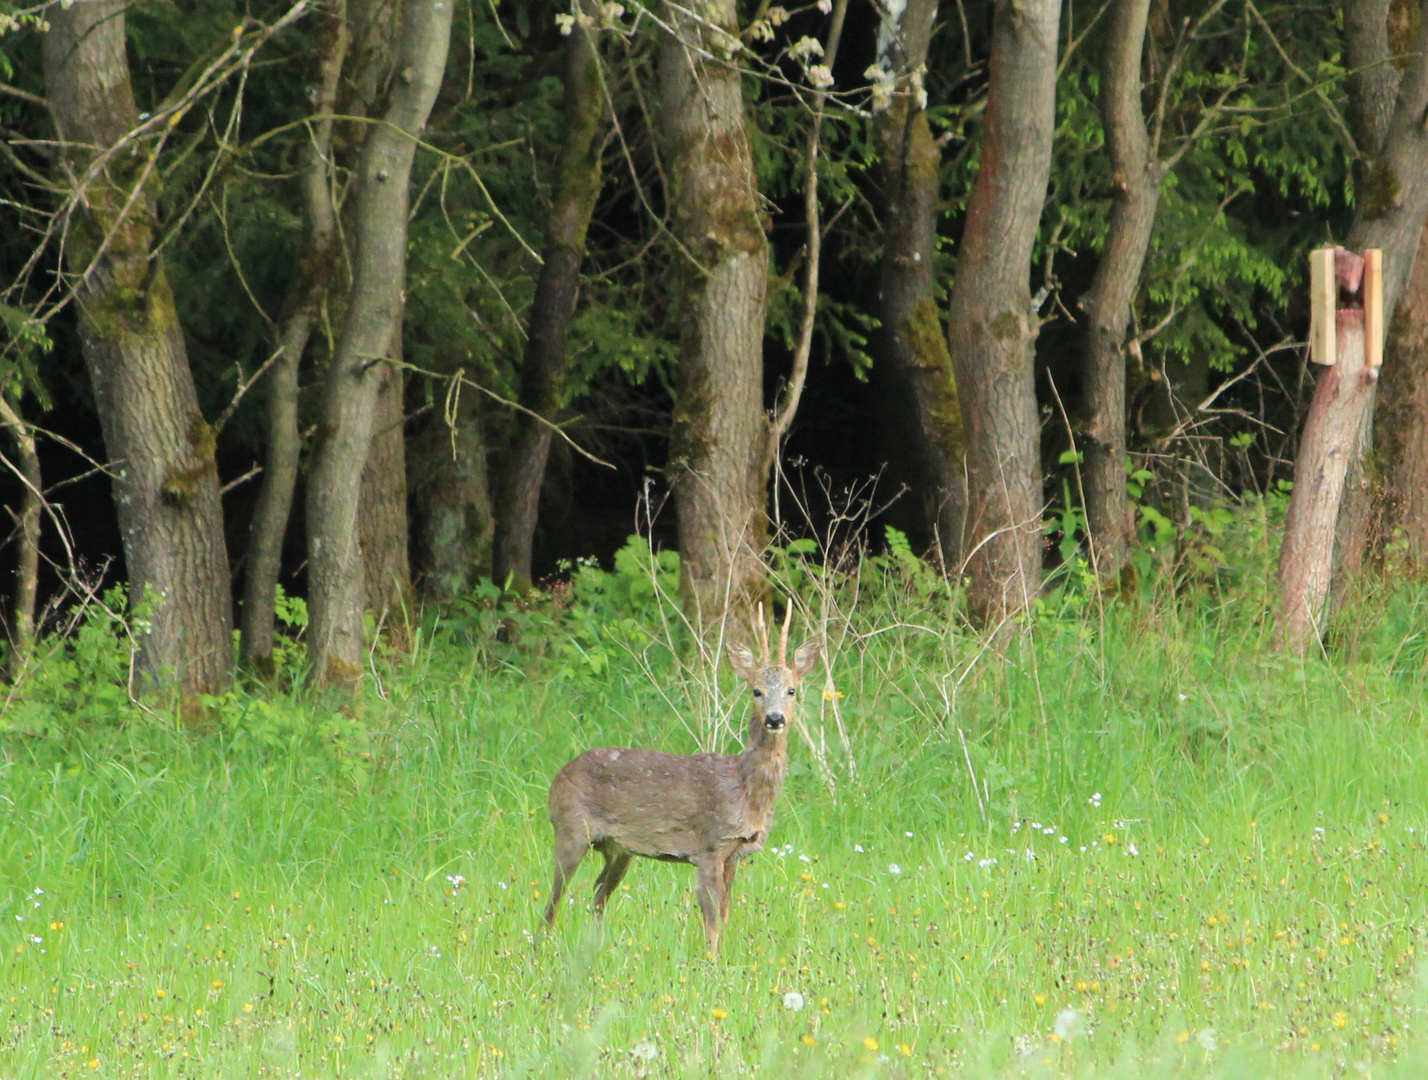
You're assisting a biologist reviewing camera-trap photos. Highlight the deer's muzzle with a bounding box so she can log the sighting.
[763,712,785,730]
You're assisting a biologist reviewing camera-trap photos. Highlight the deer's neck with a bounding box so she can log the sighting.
[738,716,788,820]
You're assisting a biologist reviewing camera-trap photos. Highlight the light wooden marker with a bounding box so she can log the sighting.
[1364,248,1383,368]
[1309,247,1337,366]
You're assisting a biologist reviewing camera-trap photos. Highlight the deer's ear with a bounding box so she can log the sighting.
[791,638,822,678]
[726,642,759,680]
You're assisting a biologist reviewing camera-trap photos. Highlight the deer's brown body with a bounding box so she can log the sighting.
[543,628,820,956]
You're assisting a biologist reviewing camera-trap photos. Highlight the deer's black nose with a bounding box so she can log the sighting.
[764,712,785,730]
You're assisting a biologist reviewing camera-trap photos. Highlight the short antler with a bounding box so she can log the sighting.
[754,602,771,664]
[777,602,792,665]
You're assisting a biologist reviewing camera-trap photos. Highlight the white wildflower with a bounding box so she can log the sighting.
[783,991,805,1011]
[888,863,902,875]
[554,11,575,34]
[807,64,834,89]
[633,1040,659,1061]
[1197,1028,1218,1052]
[817,0,832,11]
[1054,1008,1082,1040]
[789,35,824,61]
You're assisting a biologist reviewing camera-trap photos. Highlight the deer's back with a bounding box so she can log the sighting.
[548,747,747,862]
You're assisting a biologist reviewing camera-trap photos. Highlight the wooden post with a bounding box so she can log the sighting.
[1276,246,1382,654]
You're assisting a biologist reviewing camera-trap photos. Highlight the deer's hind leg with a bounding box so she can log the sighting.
[592,844,634,919]
[719,853,740,925]
[544,831,589,926]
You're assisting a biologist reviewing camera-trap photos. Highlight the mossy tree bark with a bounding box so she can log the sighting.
[947,0,1062,624]
[872,0,967,572]
[1331,0,1428,594]
[658,1,770,620]
[1372,218,1428,568]
[43,0,233,698]
[1078,0,1167,582]
[410,379,493,600]
[0,395,41,671]
[305,0,452,687]
[240,0,348,673]
[491,0,606,594]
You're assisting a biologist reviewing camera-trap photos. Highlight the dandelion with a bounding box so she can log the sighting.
[1197,1029,1218,1051]
[784,991,805,1011]
[211,979,223,990]
[155,989,167,999]
[1333,1011,1348,1029]
[862,1036,879,1051]
[1175,1031,1191,1044]
[897,1042,912,1055]
[711,1008,728,1021]
[633,1040,659,1061]
[801,1034,817,1046]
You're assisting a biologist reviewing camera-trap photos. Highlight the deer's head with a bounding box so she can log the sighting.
[727,605,822,733]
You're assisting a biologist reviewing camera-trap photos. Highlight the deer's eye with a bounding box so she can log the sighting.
[787,688,796,697]
[752,689,763,698]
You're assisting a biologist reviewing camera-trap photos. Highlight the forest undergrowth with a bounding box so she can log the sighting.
[2,495,1428,1079]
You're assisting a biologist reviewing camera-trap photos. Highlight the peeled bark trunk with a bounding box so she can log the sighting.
[1279,283,1375,654]
[305,0,452,687]
[1080,0,1165,580]
[491,0,605,593]
[359,350,413,645]
[411,379,493,600]
[658,0,770,620]
[240,0,347,672]
[947,0,1063,624]
[873,0,967,571]
[44,0,233,698]
[1372,218,1428,568]
[0,395,41,669]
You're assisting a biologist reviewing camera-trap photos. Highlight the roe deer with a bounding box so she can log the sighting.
[543,608,821,957]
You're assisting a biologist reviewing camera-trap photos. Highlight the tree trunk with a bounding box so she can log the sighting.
[873,0,967,571]
[0,395,41,670]
[359,342,413,645]
[43,0,233,699]
[947,0,1063,624]
[240,0,347,672]
[1335,0,1428,586]
[491,0,606,594]
[1372,218,1428,568]
[411,378,493,600]
[1279,283,1375,654]
[658,0,770,620]
[304,0,452,687]
[1079,0,1165,581]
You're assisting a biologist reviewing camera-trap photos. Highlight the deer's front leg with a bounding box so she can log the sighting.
[694,858,724,958]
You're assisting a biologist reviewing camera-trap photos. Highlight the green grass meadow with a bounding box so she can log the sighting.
[4,529,1428,1078]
